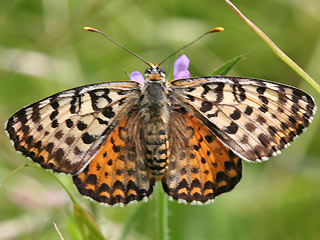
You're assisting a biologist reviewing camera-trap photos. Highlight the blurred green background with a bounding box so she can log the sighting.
[0,0,320,239]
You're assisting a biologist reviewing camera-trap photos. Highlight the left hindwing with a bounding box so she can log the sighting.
[170,76,316,162]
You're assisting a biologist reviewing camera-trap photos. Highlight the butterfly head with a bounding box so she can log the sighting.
[145,64,166,82]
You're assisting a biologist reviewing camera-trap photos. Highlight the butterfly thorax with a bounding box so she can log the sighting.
[140,66,169,177]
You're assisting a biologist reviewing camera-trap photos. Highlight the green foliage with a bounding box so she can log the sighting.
[226,0,320,93]
[1,0,319,239]
[73,203,105,240]
[42,168,105,240]
[210,56,242,75]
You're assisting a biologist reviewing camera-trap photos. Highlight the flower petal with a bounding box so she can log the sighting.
[130,71,145,84]
[174,54,190,79]
[174,70,190,80]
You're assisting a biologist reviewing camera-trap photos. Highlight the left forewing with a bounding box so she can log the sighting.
[5,81,141,174]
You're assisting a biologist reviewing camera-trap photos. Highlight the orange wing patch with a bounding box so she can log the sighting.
[73,116,155,205]
[163,112,242,204]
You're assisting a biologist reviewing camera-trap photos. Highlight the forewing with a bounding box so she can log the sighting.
[73,113,155,205]
[162,111,242,204]
[170,76,316,161]
[5,81,141,174]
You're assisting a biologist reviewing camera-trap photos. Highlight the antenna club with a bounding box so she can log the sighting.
[83,27,99,32]
[208,27,224,33]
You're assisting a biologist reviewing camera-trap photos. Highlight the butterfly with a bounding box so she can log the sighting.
[5,28,316,206]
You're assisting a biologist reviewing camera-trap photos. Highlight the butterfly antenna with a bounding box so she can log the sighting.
[84,27,153,67]
[158,27,224,66]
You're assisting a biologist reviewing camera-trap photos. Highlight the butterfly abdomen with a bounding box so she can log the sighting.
[144,118,169,176]
[141,81,170,177]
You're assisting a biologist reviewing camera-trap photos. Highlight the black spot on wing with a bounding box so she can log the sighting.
[200,101,213,112]
[225,122,238,134]
[82,132,96,144]
[102,106,115,118]
[230,109,241,120]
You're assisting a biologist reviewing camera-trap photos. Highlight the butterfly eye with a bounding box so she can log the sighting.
[145,68,152,75]
[158,67,166,76]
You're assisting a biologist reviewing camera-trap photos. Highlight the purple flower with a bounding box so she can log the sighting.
[130,71,145,84]
[130,54,190,84]
[173,54,190,80]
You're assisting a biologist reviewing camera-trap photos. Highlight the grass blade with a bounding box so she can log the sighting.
[0,164,27,190]
[211,56,242,75]
[120,203,145,240]
[156,184,169,240]
[53,222,65,240]
[16,164,105,240]
[225,0,320,94]
[73,202,105,240]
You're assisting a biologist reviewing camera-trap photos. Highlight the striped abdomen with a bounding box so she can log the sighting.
[144,118,169,177]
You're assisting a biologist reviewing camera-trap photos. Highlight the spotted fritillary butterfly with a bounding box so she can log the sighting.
[5,33,316,206]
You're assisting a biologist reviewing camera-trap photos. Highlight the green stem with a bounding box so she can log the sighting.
[157,183,169,240]
[26,164,77,204]
[4,163,104,239]
[120,203,145,240]
[0,164,27,190]
[225,0,320,94]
